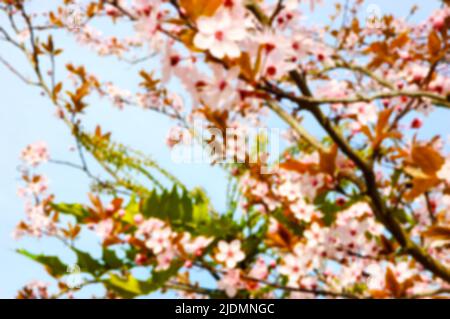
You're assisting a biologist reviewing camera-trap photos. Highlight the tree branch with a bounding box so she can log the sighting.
[286,70,450,283]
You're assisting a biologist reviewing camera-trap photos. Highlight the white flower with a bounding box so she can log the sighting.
[21,141,50,167]
[136,218,165,238]
[303,222,325,247]
[279,254,304,286]
[277,180,299,202]
[290,199,317,223]
[215,239,245,269]
[407,64,428,82]
[166,126,191,148]
[347,102,377,127]
[95,218,114,240]
[15,203,57,239]
[248,258,269,280]
[104,83,131,109]
[217,269,242,297]
[194,10,246,59]
[365,263,384,290]
[18,175,50,200]
[181,234,213,255]
[145,227,172,254]
[156,248,176,271]
[199,65,240,110]
[392,261,416,283]
[17,29,30,42]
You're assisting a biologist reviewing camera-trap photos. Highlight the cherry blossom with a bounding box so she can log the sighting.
[217,269,243,297]
[6,0,450,300]
[17,281,50,299]
[156,248,176,271]
[303,222,326,248]
[429,7,450,30]
[215,239,245,269]
[181,234,213,255]
[199,65,240,110]
[290,199,320,223]
[279,253,305,286]
[145,227,173,254]
[21,142,49,167]
[194,9,247,59]
[248,257,269,281]
[136,217,165,238]
[93,218,114,241]
[104,83,131,109]
[18,175,50,197]
[166,126,191,148]
[14,203,56,239]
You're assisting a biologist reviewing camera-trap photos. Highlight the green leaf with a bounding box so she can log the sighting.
[392,208,415,225]
[102,248,123,270]
[191,188,210,225]
[314,192,364,226]
[105,273,153,298]
[315,197,341,226]
[104,261,182,298]
[72,248,104,276]
[141,186,239,237]
[17,249,67,278]
[143,190,162,219]
[180,189,193,223]
[122,195,140,225]
[167,186,182,223]
[150,260,183,288]
[272,209,304,236]
[51,202,89,222]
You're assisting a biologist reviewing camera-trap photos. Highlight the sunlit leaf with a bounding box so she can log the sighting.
[17,249,67,278]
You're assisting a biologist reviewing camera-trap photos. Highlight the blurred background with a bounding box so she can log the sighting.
[0,0,443,298]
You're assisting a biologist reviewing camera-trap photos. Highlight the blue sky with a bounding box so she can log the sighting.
[0,0,443,298]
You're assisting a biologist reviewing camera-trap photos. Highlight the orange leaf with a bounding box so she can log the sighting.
[360,125,373,140]
[179,28,203,52]
[179,0,222,21]
[280,159,317,175]
[370,290,390,299]
[265,223,296,250]
[391,32,409,49]
[365,42,386,54]
[404,176,440,201]
[373,108,394,149]
[422,226,450,241]
[319,144,338,176]
[86,3,99,18]
[385,267,401,297]
[376,108,393,138]
[428,30,442,57]
[238,52,254,82]
[49,12,64,27]
[411,144,445,175]
[52,82,63,102]
[89,193,103,213]
[111,198,124,212]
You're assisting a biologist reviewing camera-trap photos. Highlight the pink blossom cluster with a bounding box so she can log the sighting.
[7,0,450,299]
[17,281,50,299]
[20,141,49,167]
[131,216,213,271]
[15,143,57,239]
